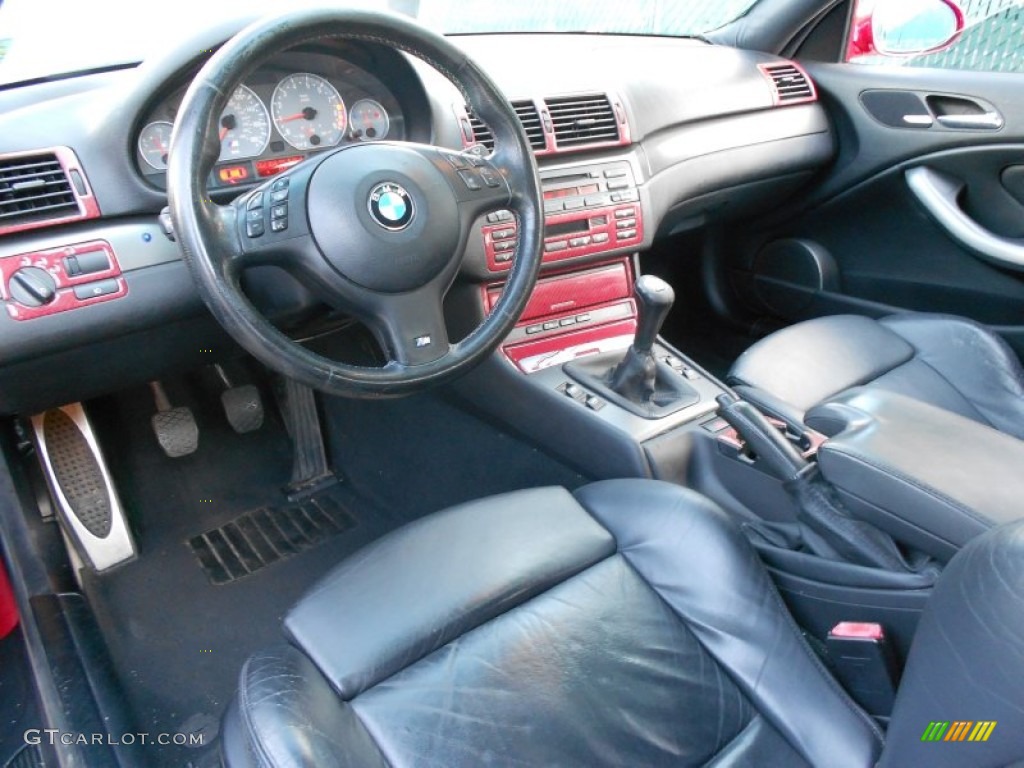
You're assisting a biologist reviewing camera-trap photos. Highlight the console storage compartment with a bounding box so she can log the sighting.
[809,388,1024,562]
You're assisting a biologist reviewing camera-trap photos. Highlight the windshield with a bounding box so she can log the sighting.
[0,0,758,86]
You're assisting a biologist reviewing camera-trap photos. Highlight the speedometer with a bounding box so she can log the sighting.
[271,73,347,151]
[218,85,271,161]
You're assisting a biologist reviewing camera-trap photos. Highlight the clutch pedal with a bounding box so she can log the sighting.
[31,404,136,572]
[150,381,199,457]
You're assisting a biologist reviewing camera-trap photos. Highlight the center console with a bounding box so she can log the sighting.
[457,154,973,720]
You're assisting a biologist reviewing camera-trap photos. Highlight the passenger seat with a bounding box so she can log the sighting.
[727,313,1024,438]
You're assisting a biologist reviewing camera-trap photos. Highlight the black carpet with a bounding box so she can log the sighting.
[79,379,588,766]
[0,629,41,766]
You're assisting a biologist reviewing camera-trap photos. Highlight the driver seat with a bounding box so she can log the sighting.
[221,480,1024,768]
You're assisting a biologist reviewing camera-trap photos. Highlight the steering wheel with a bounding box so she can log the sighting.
[167,9,543,397]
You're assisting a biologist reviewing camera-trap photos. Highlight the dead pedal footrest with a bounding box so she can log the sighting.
[187,485,355,585]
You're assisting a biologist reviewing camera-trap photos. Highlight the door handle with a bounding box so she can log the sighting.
[934,112,1004,130]
[906,166,1024,271]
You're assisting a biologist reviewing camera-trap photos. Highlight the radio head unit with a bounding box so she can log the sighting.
[481,160,643,272]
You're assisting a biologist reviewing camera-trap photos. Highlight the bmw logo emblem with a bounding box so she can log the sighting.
[368,182,414,231]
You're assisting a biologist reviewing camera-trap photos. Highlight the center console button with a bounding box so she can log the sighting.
[544,240,568,252]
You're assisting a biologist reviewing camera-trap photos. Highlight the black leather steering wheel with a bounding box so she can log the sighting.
[167,9,543,397]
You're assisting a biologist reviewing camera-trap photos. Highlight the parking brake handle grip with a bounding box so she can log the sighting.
[716,394,808,482]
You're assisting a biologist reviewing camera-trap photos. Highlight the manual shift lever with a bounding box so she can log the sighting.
[608,275,675,402]
[630,275,676,355]
[563,272,696,418]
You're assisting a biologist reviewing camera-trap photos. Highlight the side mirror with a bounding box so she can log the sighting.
[848,0,965,60]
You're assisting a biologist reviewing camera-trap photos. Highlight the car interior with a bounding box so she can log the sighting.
[1,0,1024,766]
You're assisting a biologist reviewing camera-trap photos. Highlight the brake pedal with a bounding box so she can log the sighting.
[150,381,199,457]
[214,364,264,434]
[31,404,136,572]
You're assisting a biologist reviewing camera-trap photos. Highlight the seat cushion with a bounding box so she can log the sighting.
[729,313,1024,438]
[224,480,882,768]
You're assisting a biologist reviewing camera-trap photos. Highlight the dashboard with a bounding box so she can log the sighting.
[135,49,407,191]
[0,18,835,415]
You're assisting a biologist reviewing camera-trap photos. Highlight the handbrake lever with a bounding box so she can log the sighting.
[715,393,808,482]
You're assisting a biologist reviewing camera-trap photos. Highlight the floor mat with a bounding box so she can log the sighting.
[79,385,397,768]
[77,380,590,766]
[188,484,355,585]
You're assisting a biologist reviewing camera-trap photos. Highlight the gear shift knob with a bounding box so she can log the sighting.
[632,274,675,354]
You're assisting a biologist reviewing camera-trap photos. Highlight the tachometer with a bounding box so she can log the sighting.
[218,85,271,161]
[271,73,347,150]
[138,121,174,170]
[349,99,390,141]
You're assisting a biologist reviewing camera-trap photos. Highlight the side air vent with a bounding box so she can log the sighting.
[466,100,547,152]
[760,62,816,105]
[547,94,620,148]
[0,148,98,235]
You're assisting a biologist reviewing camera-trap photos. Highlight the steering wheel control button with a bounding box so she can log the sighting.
[247,192,264,210]
[444,153,468,170]
[271,204,288,220]
[457,170,483,191]
[270,188,289,204]
[9,267,58,307]
[271,218,288,233]
[368,182,415,231]
[246,220,265,238]
[486,210,513,223]
[478,167,502,188]
[272,177,290,191]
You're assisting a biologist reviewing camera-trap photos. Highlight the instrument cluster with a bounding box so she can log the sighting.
[135,49,406,190]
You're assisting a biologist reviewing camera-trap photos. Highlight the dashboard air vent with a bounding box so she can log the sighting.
[466,109,494,150]
[547,94,619,148]
[513,101,547,151]
[0,153,78,228]
[466,100,547,152]
[760,62,816,104]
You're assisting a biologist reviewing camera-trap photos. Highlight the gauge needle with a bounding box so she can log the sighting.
[219,114,237,142]
[278,107,318,122]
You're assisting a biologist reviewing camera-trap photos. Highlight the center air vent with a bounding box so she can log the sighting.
[466,100,547,151]
[760,62,816,105]
[0,153,77,227]
[547,94,619,148]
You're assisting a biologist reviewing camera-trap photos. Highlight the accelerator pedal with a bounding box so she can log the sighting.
[31,404,136,572]
[213,364,264,434]
[150,381,198,458]
[277,377,336,500]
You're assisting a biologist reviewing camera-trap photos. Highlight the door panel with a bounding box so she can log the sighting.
[727,62,1024,353]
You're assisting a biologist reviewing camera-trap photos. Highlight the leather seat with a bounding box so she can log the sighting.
[222,480,1024,767]
[727,313,1024,437]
